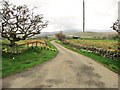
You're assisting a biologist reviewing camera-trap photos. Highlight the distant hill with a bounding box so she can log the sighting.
[33,29,117,39]
[65,31,117,39]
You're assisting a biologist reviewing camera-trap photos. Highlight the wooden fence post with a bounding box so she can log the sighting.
[27,42,29,48]
[35,41,37,47]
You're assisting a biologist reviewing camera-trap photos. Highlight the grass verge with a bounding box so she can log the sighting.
[2,40,58,77]
[56,40,119,73]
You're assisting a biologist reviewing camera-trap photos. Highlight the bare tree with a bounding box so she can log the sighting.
[112,20,120,34]
[0,1,48,48]
[112,20,120,51]
[55,31,65,41]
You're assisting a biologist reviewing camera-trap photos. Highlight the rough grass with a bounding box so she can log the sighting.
[66,39,118,51]
[2,40,58,77]
[56,40,119,73]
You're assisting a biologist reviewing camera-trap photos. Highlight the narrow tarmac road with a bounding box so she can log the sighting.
[3,41,118,88]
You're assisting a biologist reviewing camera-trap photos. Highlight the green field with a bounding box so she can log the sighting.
[2,39,58,77]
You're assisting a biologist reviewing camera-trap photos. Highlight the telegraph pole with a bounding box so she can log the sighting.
[83,0,85,39]
[118,1,120,21]
[118,2,120,90]
[83,0,85,33]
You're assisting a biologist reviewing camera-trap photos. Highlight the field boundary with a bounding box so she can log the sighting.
[61,40,119,60]
[2,40,58,77]
[56,40,119,73]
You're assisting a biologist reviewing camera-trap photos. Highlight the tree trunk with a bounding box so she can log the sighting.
[9,41,16,54]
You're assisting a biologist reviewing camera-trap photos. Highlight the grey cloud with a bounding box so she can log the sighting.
[48,16,81,30]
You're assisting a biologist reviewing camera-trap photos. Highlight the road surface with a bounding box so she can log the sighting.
[3,41,118,88]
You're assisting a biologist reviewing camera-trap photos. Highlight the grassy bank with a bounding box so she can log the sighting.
[56,40,119,73]
[2,40,58,77]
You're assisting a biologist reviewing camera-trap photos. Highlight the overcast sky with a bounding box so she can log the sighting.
[8,0,119,32]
